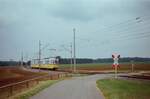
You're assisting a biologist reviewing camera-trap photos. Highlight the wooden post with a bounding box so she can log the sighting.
[51,75,53,80]
[115,65,117,79]
[26,81,29,88]
[9,86,13,97]
[58,74,59,79]
[49,75,51,80]
[131,60,134,72]
[36,79,39,84]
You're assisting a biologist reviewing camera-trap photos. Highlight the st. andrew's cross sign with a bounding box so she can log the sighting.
[112,54,120,78]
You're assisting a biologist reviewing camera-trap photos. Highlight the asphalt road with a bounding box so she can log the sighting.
[31,74,112,99]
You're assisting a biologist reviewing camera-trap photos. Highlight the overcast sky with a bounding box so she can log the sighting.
[0,0,150,61]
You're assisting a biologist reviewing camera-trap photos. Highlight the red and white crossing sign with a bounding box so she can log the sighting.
[112,54,120,78]
[112,54,120,68]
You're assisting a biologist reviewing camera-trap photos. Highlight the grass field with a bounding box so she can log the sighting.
[97,79,150,99]
[12,80,59,99]
[59,62,150,71]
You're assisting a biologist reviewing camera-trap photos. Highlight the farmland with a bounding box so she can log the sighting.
[0,62,149,99]
[0,62,149,86]
[0,67,47,87]
[59,62,150,71]
[0,66,70,99]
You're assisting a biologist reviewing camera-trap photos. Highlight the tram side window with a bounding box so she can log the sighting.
[45,60,49,64]
[53,60,55,64]
[55,59,58,64]
[31,60,34,65]
[50,60,55,64]
[36,60,39,64]
[50,60,53,64]
[32,60,38,65]
[38,61,43,64]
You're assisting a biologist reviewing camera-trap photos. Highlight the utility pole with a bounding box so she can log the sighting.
[21,52,23,67]
[70,43,73,73]
[73,28,76,73]
[25,52,28,62]
[39,40,41,72]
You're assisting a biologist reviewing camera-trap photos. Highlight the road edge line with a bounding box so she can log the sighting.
[96,85,105,99]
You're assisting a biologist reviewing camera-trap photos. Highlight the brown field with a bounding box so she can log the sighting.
[0,67,69,99]
[0,67,47,87]
[58,63,150,76]
[60,63,150,71]
[0,63,150,86]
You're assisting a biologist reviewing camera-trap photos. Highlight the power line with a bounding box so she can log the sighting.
[101,19,150,42]
[78,31,150,51]
[105,20,150,36]
[103,15,150,33]
[114,32,150,42]
[111,30,150,40]
[86,16,150,45]
[90,17,141,36]
[89,17,150,42]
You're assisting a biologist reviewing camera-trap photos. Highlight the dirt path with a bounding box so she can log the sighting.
[30,74,112,99]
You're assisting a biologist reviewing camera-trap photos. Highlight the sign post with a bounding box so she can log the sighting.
[112,54,120,79]
[131,60,134,72]
[115,64,117,79]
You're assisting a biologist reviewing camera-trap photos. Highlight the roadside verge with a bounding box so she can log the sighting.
[96,78,150,99]
[11,80,60,99]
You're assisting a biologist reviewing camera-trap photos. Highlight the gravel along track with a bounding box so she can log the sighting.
[31,74,112,99]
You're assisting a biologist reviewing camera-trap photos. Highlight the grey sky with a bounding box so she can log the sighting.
[0,0,150,61]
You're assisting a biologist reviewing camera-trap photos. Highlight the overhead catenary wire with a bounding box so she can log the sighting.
[88,16,150,43]
[114,32,150,42]
[104,20,150,37]
[31,42,56,60]
[32,15,150,59]
[74,17,150,52]
[69,15,150,58]
[92,16,150,41]
[96,19,150,39]
[92,15,150,36]
[90,17,139,37]
[102,19,150,42]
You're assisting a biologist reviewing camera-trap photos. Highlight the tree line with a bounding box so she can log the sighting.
[0,61,30,66]
[59,57,150,64]
[0,57,150,66]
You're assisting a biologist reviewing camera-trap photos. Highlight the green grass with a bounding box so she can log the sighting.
[12,80,59,99]
[97,79,150,99]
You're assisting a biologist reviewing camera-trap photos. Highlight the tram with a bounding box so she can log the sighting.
[31,57,59,70]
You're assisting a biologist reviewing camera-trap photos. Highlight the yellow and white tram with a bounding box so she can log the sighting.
[31,57,59,70]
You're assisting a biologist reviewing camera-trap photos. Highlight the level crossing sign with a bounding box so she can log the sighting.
[112,54,120,78]
[112,54,120,68]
